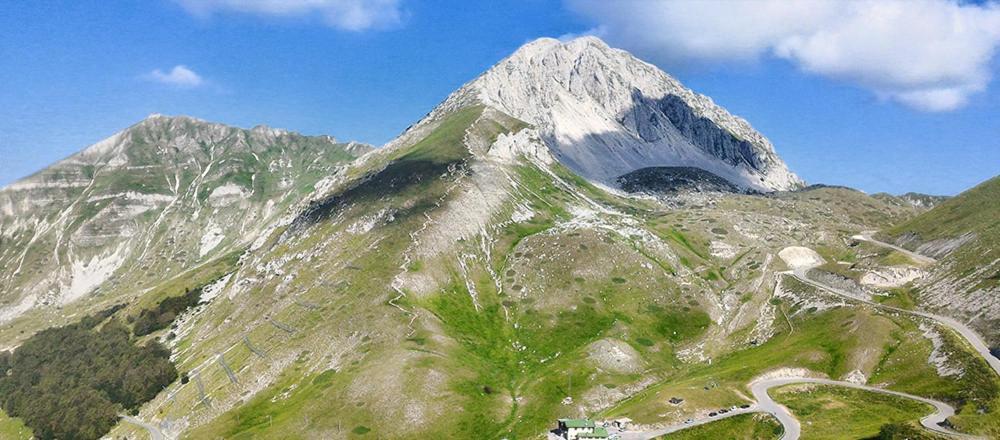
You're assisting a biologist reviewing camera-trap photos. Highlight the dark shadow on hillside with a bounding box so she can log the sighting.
[616,166,753,195]
[280,157,460,241]
[627,90,768,171]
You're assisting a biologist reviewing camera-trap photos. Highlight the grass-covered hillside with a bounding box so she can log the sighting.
[884,175,1000,347]
[887,176,999,262]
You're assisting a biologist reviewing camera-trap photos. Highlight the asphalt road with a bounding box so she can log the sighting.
[616,405,759,440]
[617,377,978,440]
[749,377,981,440]
[851,233,936,265]
[790,262,1000,376]
[120,415,167,440]
[616,240,995,440]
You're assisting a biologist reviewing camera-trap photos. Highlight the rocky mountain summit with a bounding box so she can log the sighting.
[428,36,803,192]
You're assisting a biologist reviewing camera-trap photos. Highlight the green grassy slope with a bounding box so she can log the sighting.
[603,301,999,436]
[883,175,1000,349]
[887,175,1000,285]
[887,176,1000,245]
[772,385,936,440]
[0,410,31,440]
[659,413,782,439]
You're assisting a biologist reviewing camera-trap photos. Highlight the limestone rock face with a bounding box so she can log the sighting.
[427,36,804,192]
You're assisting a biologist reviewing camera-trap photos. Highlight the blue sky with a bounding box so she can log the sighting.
[1,0,998,195]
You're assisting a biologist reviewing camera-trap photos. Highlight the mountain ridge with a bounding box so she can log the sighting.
[0,115,370,328]
[1,114,372,193]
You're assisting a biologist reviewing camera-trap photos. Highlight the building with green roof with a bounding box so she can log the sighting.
[556,418,603,440]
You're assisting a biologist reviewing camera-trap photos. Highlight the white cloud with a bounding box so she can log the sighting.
[145,65,205,88]
[176,0,403,31]
[566,0,1000,111]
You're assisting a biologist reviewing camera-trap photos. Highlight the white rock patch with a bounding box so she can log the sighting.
[842,369,867,384]
[200,222,225,257]
[487,128,553,164]
[347,208,393,234]
[587,339,643,374]
[778,246,825,270]
[199,273,233,303]
[61,245,127,304]
[208,183,248,207]
[710,241,738,259]
[752,367,820,382]
[860,267,925,289]
[920,323,963,377]
[511,203,535,223]
[0,294,38,324]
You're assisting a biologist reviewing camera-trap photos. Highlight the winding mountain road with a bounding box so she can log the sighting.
[789,255,1000,376]
[618,239,997,440]
[852,232,936,265]
[618,376,976,440]
[750,377,980,440]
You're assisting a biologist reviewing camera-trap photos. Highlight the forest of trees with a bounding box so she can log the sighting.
[0,315,177,440]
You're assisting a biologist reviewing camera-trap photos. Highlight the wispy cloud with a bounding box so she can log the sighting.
[145,65,205,88]
[566,0,1000,111]
[175,0,404,31]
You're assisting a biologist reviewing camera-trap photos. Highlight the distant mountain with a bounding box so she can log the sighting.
[795,183,864,193]
[425,37,803,192]
[0,115,370,325]
[873,192,949,209]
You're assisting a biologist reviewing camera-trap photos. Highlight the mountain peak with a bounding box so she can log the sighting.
[138,113,206,125]
[429,36,803,192]
[511,35,610,59]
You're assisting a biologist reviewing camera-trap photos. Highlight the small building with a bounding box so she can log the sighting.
[557,419,599,440]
